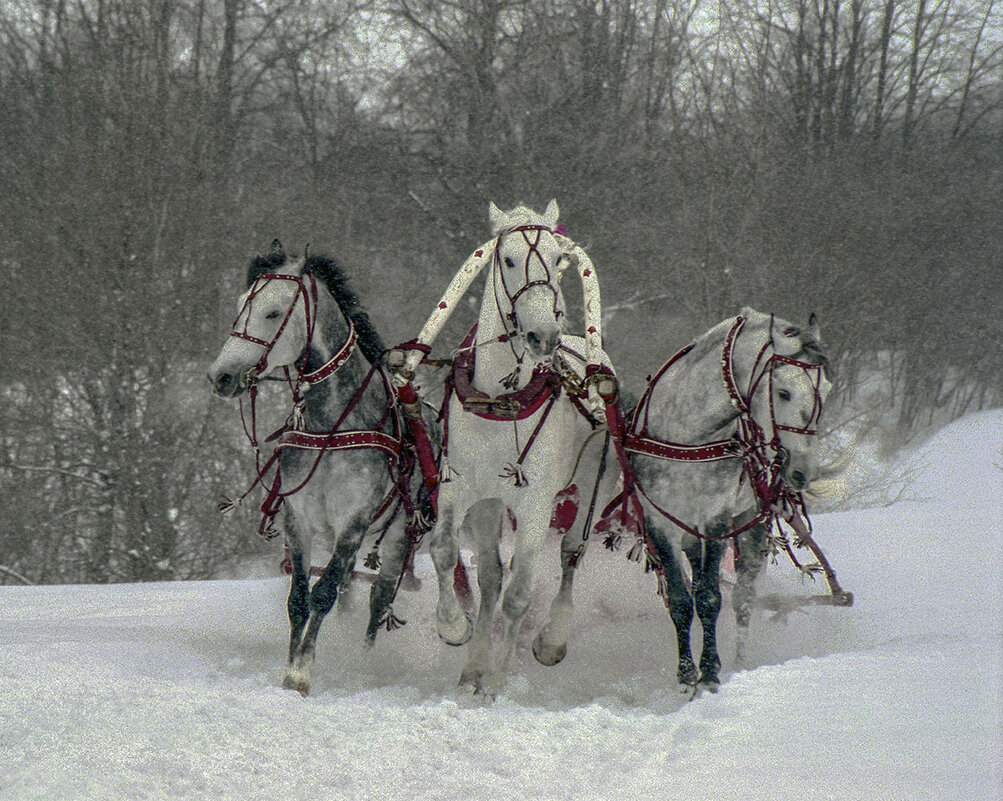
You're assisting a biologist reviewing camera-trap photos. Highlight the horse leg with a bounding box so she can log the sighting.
[487,518,547,694]
[459,503,505,692]
[648,525,699,688]
[685,533,726,690]
[733,522,768,668]
[533,525,585,666]
[283,512,368,695]
[428,504,472,645]
[283,511,312,684]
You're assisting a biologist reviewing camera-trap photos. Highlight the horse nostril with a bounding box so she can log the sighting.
[208,370,236,397]
[527,331,542,349]
[790,470,806,488]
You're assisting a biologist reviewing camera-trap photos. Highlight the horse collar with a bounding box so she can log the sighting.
[450,324,559,421]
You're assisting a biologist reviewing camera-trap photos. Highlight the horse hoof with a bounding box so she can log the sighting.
[437,613,472,646]
[281,673,310,697]
[458,667,483,691]
[532,633,567,666]
[677,664,699,687]
[700,674,721,693]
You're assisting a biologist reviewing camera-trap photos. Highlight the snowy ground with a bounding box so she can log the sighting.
[2,411,1001,801]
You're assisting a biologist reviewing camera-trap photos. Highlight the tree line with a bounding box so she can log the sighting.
[1,0,999,584]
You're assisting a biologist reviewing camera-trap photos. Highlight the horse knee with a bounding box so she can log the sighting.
[501,585,531,623]
[694,583,722,618]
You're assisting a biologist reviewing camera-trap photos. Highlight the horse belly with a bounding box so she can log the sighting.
[639,460,750,535]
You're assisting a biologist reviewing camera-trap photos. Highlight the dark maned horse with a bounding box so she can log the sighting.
[207,241,415,695]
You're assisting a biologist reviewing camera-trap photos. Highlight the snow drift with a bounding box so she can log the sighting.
[1,410,1000,800]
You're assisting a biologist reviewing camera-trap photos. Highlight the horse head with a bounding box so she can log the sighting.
[487,199,567,362]
[207,240,314,398]
[747,310,832,491]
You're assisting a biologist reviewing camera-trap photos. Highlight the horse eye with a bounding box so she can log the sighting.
[265,310,282,320]
[778,389,791,401]
[504,257,515,268]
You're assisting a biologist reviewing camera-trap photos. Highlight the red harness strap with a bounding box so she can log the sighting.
[276,429,400,458]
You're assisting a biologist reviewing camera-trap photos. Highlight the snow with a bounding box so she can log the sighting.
[2,410,1001,801]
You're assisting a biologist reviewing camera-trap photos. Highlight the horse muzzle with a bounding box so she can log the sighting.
[524,327,561,361]
[207,364,256,398]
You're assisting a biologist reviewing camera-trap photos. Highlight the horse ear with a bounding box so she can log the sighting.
[543,199,560,228]
[488,202,508,236]
[807,312,820,339]
[271,239,284,257]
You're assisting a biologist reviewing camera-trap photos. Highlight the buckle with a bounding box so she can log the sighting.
[462,397,522,419]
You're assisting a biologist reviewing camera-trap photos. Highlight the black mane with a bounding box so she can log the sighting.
[244,244,386,366]
[303,254,386,365]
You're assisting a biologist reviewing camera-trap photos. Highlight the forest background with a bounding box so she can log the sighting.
[1,0,999,584]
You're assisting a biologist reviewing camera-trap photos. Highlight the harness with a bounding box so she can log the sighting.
[434,324,598,487]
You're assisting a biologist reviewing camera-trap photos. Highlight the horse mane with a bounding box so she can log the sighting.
[244,245,386,366]
[303,254,386,366]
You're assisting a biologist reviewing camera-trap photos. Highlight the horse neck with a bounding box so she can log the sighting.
[299,288,379,430]
[645,320,744,444]
[471,285,532,392]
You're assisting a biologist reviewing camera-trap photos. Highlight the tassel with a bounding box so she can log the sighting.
[603,531,623,551]
[799,562,823,584]
[627,538,646,563]
[218,496,241,515]
[499,462,529,487]
[410,506,434,533]
[363,547,381,571]
[438,458,459,483]
[289,399,306,430]
[380,607,407,632]
[259,518,282,540]
[499,366,522,390]
[655,572,670,598]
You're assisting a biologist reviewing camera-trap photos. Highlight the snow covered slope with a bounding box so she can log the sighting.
[2,411,1001,801]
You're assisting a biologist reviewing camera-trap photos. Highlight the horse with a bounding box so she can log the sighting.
[549,307,832,692]
[207,240,416,695]
[388,200,610,695]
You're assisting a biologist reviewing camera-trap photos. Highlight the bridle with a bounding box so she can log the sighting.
[230,271,318,387]
[491,224,564,345]
[229,270,358,397]
[721,316,827,473]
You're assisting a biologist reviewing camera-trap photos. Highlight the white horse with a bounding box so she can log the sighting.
[207,242,415,695]
[390,201,609,695]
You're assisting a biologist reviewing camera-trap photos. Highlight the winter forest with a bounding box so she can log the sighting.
[0,0,1000,585]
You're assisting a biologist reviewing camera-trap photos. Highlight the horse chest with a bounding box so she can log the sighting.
[442,396,583,496]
